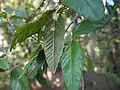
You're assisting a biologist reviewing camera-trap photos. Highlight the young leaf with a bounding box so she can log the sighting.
[63,0,105,21]
[0,58,9,71]
[10,68,30,90]
[11,10,53,50]
[61,41,84,90]
[43,15,65,73]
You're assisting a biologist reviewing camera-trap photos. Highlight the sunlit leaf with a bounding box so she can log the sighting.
[61,41,84,90]
[43,15,65,73]
[0,12,7,18]
[11,10,54,50]
[86,58,94,72]
[11,19,26,27]
[63,0,105,20]
[25,3,36,9]
[10,68,30,90]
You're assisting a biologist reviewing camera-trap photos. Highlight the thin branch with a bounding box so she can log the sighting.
[5,59,25,77]
[31,35,42,44]
[65,13,79,32]
[31,35,38,42]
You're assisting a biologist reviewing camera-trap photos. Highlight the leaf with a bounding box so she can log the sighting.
[15,6,28,18]
[0,12,7,18]
[36,49,46,68]
[29,44,42,60]
[61,41,84,90]
[10,68,30,90]
[0,58,9,71]
[43,15,65,73]
[11,10,54,50]
[28,49,46,80]
[36,69,49,85]
[25,3,36,9]
[63,0,105,21]
[86,58,94,72]
[28,66,38,80]
[0,18,7,26]
[4,6,13,14]
[11,19,26,27]
[74,15,111,35]
[18,61,33,79]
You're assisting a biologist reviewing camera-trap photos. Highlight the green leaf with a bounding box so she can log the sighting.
[0,18,7,26]
[11,19,26,27]
[74,15,110,35]
[25,3,36,9]
[0,12,7,18]
[63,0,105,20]
[43,15,65,73]
[86,58,94,72]
[11,10,53,50]
[18,61,33,79]
[15,6,28,18]
[36,49,46,68]
[61,41,84,90]
[28,66,38,80]
[10,68,30,90]
[4,6,13,14]
[29,44,42,60]
[0,58,9,71]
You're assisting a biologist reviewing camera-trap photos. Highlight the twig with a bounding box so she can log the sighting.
[31,35,42,44]
[65,13,79,32]
[31,35,39,42]
[5,59,26,78]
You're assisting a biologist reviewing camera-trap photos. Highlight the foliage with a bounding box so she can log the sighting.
[0,0,119,90]
[0,58,9,72]
[61,41,84,90]
[10,68,30,90]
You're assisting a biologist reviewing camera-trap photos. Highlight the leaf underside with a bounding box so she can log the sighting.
[43,15,65,73]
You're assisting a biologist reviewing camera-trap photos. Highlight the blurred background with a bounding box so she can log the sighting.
[0,0,120,90]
